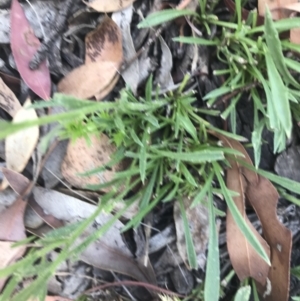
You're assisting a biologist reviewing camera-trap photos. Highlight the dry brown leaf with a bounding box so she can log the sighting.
[1,98,39,191]
[58,16,122,100]
[85,16,122,64]
[258,0,297,19]
[57,61,119,99]
[173,197,209,270]
[61,133,125,191]
[226,166,270,284]
[83,0,137,12]
[245,176,292,301]
[212,132,291,300]
[0,77,21,117]
[209,132,270,284]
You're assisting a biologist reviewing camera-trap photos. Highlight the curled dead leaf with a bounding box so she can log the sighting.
[61,133,125,191]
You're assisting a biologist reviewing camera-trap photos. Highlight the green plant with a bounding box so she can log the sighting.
[2,1,300,300]
[2,70,300,300]
[139,0,300,167]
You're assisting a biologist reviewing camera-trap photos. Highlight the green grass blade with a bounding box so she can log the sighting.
[138,9,197,28]
[152,149,224,162]
[178,198,197,269]
[234,286,251,301]
[139,165,158,209]
[265,50,292,138]
[238,160,300,194]
[173,36,218,45]
[204,190,220,301]
[191,170,214,208]
[264,7,300,89]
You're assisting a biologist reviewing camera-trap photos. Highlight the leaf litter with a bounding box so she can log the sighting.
[0,0,299,300]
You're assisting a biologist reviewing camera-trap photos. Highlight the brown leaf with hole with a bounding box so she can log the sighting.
[0,77,21,117]
[82,0,137,12]
[61,133,125,192]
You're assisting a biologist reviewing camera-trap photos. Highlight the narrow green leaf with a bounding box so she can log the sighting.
[264,7,300,89]
[191,170,214,208]
[122,194,162,231]
[234,286,251,301]
[235,0,242,29]
[204,190,220,301]
[251,119,265,168]
[203,86,231,101]
[248,17,300,34]
[177,112,198,141]
[284,57,300,74]
[251,66,278,130]
[153,149,224,162]
[180,163,198,187]
[238,160,300,194]
[213,162,271,265]
[252,280,260,301]
[145,74,153,103]
[265,50,292,138]
[138,9,197,28]
[221,93,241,120]
[139,165,158,209]
[173,36,218,45]
[178,198,197,269]
[162,183,179,202]
[139,131,149,184]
